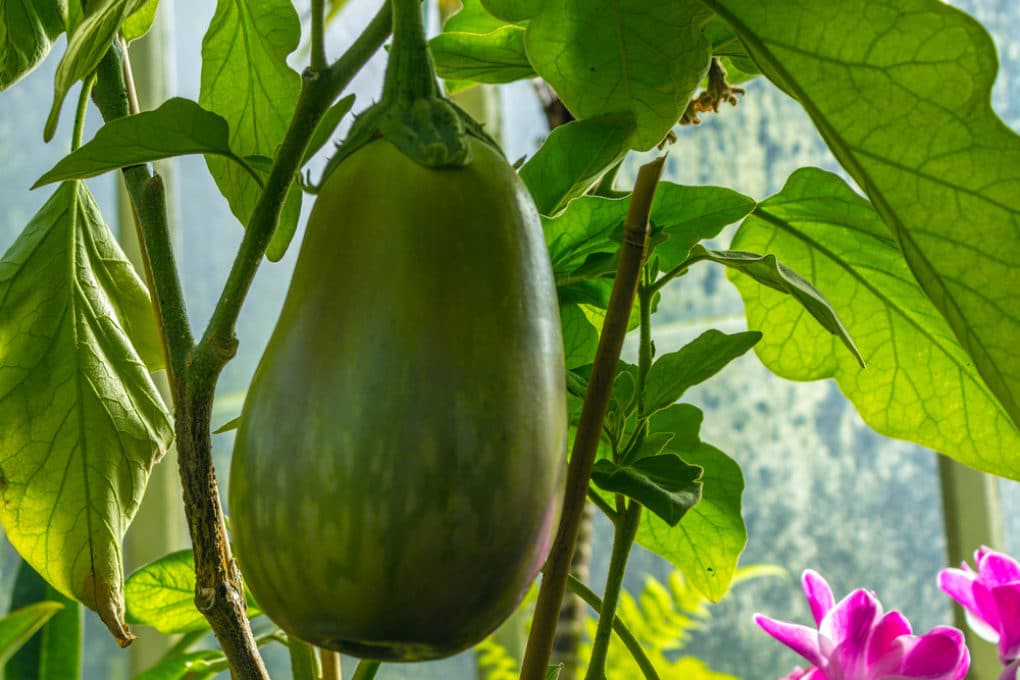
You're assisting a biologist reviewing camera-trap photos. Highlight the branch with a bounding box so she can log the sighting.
[190,0,393,397]
[519,157,665,680]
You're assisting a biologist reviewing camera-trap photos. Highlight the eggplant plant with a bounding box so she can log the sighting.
[0,0,1017,678]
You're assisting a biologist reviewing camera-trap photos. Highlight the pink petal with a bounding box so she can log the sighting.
[939,568,979,613]
[977,551,1020,587]
[973,580,1004,631]
[825,591,881,678]
[804,570,836,626]
[990,584,1020,661]
[754,614,827,668]
[999,658,1020,680]
[866,610,912,669]
[822,589,880,648]
[898,627,970,680]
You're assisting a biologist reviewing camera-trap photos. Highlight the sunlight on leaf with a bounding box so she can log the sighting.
[703,0,1020,431]
[0,0,65,92]
[125,549,261,634]
[123,0,160,43]
[0,602,64,667]
[524,1,713,150]
[636,443,746,602]
[200,0,302,261]
[0,182,174,644]
[432,26,534,86]
[35,98,250,188]
[728,168,1020,480]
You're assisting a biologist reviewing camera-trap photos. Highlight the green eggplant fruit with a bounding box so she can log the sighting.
[229,136,566,661]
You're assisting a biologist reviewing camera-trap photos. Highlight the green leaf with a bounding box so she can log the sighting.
[0,0,65,91]
[0,182,174,645]
[728,168,1020,479]
[34,98,255,188]
[125,549,261,634]
[44,0,143,141]
[543,196,629,275]
[7,560,83,680]
[702,15,759,84]
[691,244,863,366]
[560,303,604,370]
[644,330,761,416]
[635,443,745,602]
[301,94,356,166]
[432,26,535,86]
[212,415,241,435]
[702,0,1020,432]
[133,650,224,680]
[521,114,635,216]
[480,0,541,23]
[545,665,563,680]
[0,603,64,667]
[200,0,302,262]
[649,184,756,271]
[524,1,712,150]
[123,0,159,42]
[445,0,514,32]
[648,403,703,452]
[592,454,703,526]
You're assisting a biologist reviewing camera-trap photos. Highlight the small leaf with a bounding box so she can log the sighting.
[648,404,703,453]
[545,664,564,680]
[212,416,241,435]
[635,443,746,601]
[0,603,64,667]
[123,0,160,42]
[559,303,604,371]
[543,196,629,275]
[691,244,864,367]
[35,98,247,188]
[0,182,174,645]
[432,26,535,86]
[593,454,703,526]
[133,650,225,680]
[644,330,761,415]
[7,559,83,680]
[649,184,756,270]
[125,549,261,634]
[521,114,635,216]
[45,0,141,140]
[524,1,712,150]
[445,0,515,32]
[301,94,356,166]
[1,0,65,91]
[200,0,302,261]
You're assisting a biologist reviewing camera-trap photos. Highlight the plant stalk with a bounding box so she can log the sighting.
[565,575,660,680]
[352,660,382,680]
[91,6,393,678]
[519,157,665,680]
[584,502,642,679]
[384,0,439,103]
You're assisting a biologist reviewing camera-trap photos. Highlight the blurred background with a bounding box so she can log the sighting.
[0,0,1018,677]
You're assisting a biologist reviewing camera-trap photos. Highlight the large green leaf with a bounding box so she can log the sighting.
[122,0,159,42]
[431,26,534,87]
[636,442,745,602]
[44,0,146,140]
[7,560,82,680]
[35,98,257,188]
[0,603,64,668]
[0,0,65,91]
[522,1,713,150]
[0,182,174,644]
[446,0,515,32]
[703,0,1020,432]
[648,184,756,270]
[520,114,635,216]
[125,549,261,634]
[200,0,302,261]
[729,168,1020,479]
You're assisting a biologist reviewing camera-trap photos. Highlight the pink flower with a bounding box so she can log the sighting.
[780,667,824,680]
[939,547,1020,667]
[755,570,970,680]
[1001,658,1020,680]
